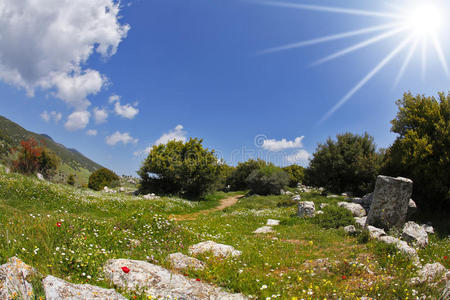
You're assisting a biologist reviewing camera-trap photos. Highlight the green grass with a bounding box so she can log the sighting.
[0,166,448,299]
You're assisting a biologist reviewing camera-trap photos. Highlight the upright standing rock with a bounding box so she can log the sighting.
[366,175,413,230]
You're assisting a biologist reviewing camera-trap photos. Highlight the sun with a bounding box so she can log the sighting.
[404,3,442,36]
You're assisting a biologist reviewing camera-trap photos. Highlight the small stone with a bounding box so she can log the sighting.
[338,202,366,217]
[167,253,205,271]
[407,199,417,218]
[292,195,301,201]
[366,225,386,239]
[315,210,324,215]
[253,226,274,234]
[319,203,328,210]
[421,224,434,234]
[402,221,428,248]
[395,240,420,264]
[378,235,400,244]
[297,201,315,217]
[188,241,242,258]
[266,219,280,226]
[343,225,357,234]
[354,216,367,227]
[36,173,44,180]
[119,187,125,192]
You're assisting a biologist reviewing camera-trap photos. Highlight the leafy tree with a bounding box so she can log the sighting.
[67,174,75,186]
[216,162,235,191]
[88,168,119,191]
[38,149,60,179]
[382,92,449,211]
[246,164,289,195]
[283,164,305,187]
[228,159,267,191]
[12,138,43,175]
[138,138,220,198]
[0,131,13,163]
[305,132,381,196]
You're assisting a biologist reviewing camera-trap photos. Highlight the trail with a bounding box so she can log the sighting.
[170,194,243,221]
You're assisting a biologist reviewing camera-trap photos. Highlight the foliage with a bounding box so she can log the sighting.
[382,92,449,212]
[246,165,289,195]
[228,159,267,191]
[11,138,43,175]
[138,138,220,198]
[312,205,355,229]
[283,164,305,187]
[38,149,60,179]
[67,174,75,186]
[0,131,12,163]
[305,132,381,196]
[357,229,370,244]
[88,168,119,191]
[216,162,235,191]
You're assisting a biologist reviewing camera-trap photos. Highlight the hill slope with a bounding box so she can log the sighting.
[0,115,103,184]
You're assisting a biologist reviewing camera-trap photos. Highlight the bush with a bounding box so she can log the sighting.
[305,132,382,196]
[227,159,267,191]
[382,92,449,212]
[357,229,370,244]
[88,168,119,191]
[246,165,289,195]
[138,138,220,198]
[67,174,75,186]
[283,164,305,187]
[312,205,355,229]
[38,149,60,179]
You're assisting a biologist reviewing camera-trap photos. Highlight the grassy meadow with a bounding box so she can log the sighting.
[0,165,448,299]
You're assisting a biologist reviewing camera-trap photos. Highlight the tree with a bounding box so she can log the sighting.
[138,138,220,198]
[12,138,43,175]
[227,159,267,191]
[382,92,449,212]
[88,168,119,191]
[283,164,305,187]
[246,164,289,195]
[38,149,60,179]
[305,132,381,196]
[67,174,75,186]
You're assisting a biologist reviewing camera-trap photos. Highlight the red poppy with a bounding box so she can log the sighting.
[196,278,201,281]
[56,222,62,227]
[121,266,130,273]
[444,256,448,260]
[342,275,347,279]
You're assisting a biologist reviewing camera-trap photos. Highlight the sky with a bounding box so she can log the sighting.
[0,0,449,176]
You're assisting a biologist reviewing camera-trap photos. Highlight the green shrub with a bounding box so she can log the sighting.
[312,205,355,229]
[67,174,75,186]
[357,229,370,244]
[88,168,119,191]
[228,159,267,191]
[283,164,305,187]
[138,138,220,198]
[246,165,289,195]
[276,199,297,207]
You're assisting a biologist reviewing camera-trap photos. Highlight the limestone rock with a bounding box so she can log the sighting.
[352,193,373,212]
[407,199,417,218]
[292,195,301,201]
[395,241,420,264]
[366,175,413,230]
[315,210,324,215]
[266,219,280,226]
[337,202,366,217]
[43,275,126,300]
[36,173,44,180]
[422,224,434,234]
[410,263,446,285]
[119,187,125,192]
[285,191,293,195]
[319,203,328,210]
[167,253,205,271]
[402,221,428,248]
[103,259,247,299]
[103,186,117,194]
[354,216,367,227]
[0,257,36,300]
[143,193,159,200]
[378,235,401,244]
[297,201,315,217]
[343,225,357,234]
[188,241,242,258]
[366,225,386,239]
[253,226,274,234]
[440,281,450,300]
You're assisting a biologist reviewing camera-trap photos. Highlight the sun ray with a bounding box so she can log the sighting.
[430,33,449,77]
[248,0,402,18]
[394,37,420,87]
[311,26,408,66]
[318,35,414,124]
[257,23,401,55]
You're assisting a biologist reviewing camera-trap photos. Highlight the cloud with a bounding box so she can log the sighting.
[262,136,305,151]
[93,107,108,124]
[65,111,90,131]
[106,131,138,146]
[108,94,139,119]
[41,111,62,123]
[108,95,120,104]
[284,149,310,165]
[0,0,129,113]
[86,129,98,136]
[155,125,187,145]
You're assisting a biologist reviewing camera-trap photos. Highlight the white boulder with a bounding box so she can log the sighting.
[410,263,446,284]
[167,253,205,271]
[253,226,274,234]
[0,257,36,300]
[402,221,428,248]
[354,216,367,227]
[266,219,280,226]
[297,201,315,217]
[338,202,366,217]
[188,241,242,258]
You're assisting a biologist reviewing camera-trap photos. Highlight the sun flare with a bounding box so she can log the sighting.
[404,3,442,36]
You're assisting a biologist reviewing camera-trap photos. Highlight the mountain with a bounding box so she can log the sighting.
[0,115,103,184]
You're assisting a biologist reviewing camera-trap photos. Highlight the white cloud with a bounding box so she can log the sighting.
[64,111,90,131]
[155,125,187,145]
[41,110,62,123]
[114,101,139,119]
[86,129,98,136]
[106,131,138,146]
[285,149,310,165]
[0,0,129,112]
[262,136,305,151]
[93,107,108,124]
[108,94,120,104]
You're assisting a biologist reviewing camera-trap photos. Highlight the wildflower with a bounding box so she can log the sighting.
[444,256,448,260]
[261,285,267,290]
[121,266,130,273]
[56,222,62,227]
[342,275,347,279]
[196,278,201,281]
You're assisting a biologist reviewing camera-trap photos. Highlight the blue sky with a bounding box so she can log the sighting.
[0,0,448,175]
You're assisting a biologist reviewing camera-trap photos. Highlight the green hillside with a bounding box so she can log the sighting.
[0,115,103,185]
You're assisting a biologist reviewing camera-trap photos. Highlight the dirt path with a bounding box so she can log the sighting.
[170,194,243,221]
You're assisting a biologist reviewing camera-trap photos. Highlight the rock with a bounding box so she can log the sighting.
[327,195,339,198]
[378,235,401,244]
[341,193,348,197]
[354,216,367,227]
[315,210,324,215]
[297,201,315,217]
[266,219,280,226]
[359,193,373,212]
[0,257,36,300]
[319,203,328,210]
[104,259,247,299]
[343,225,357,234]
[167,253,205,271]
[253,226,274,234]
[103,186,117,194]
[440,281,450,300]
[422,224,434,234]
[292,195,301,201]
[407,199,417,218]
[366,175,413,230]
[43,275,126,300]
[367,225,386,239]
[36,173,44,180]
[143,193,159,200]
[410,263,446,285]
[285,191,293,195]
[402,221,428,248]
[337,202,366,217]
[119,187,125,192]
[395,240,420,264]
[188,241,242,258]
[5,167,10,174]
[280,189,286,195]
